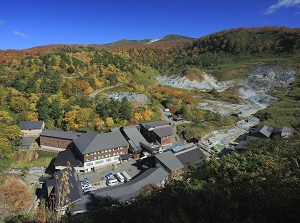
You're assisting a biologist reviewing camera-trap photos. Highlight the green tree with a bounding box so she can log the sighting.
[36,94,50,122]
[9,96,28,113]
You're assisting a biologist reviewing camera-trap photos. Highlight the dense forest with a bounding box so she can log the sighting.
[0,26,300,222]
[60,135,300,223]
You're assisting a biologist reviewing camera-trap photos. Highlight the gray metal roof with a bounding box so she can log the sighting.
[153,127,173,138]
[19,137,35,146]
[40,129,82,140]
[123,126,150,152]
[252,124,273,138]
[73,130,129,154]
[20,121,44,130]
[94,167,168,201]
[175,147,206,169]
[274,126,295,133]
[141,120,169,130]
[155,151,184,171]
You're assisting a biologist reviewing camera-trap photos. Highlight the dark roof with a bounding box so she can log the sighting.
[120,153,132,160]
[91,167,168,202]
[141,120,169,130]
[19,137,35,147]
[40,130,82,140]
[153,127,173,138]
[53,148,83,167]
[45,178,55,187]
[52,167,82,207]
[122,126,150,152]
[175,147,206,169]
[274,126,296,133]
[235,140,248,150]
[251,124,273,138]
[155,151,184,171]
[73,130,129,155]
[20,121,44,130]
[72,167,168,212]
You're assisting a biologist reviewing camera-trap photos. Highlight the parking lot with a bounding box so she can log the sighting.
[77,159,142,190]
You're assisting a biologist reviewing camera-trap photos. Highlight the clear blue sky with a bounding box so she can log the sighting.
[0,0,300,50]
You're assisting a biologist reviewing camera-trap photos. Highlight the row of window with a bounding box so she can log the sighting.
[42,143,65,148]
[41,139,68,145]
[86,147,123,156]
[86,157,119,166]
[86,152,124,161]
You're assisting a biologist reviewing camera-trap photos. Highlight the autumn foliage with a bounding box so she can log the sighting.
[0,174,32,221]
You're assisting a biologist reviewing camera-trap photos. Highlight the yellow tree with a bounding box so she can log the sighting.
[63,111,78,131]
[143,110,153,121]
[94,116,105,132]
[134,112,143,121]
[76,108,93,127]
[4,125,23,141]
[0,111,13,124]
[105,117,115,128]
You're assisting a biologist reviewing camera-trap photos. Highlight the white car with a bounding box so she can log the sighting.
[106,178,118,186]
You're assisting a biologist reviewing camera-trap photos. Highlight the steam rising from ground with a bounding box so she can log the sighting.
[156,73,232,91]
[238,88,257,99]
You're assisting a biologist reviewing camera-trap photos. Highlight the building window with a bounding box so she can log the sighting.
[117,152,119,155]
[105,150,107,153]
[108,149,111,152]
[96,160,104,164]
[101,156,104,158]
[101,151,104,153]
[120,152,123,155]
[105,155,107,158]
[113,153,115,156]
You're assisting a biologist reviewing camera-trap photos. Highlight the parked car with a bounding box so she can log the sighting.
[82,184,92,190]
[83,187,92,194]
[114,172,125,183]
[105,172,113,180]
[121,171,132,182]
[106,178,118,186]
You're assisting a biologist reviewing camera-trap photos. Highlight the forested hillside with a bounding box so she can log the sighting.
[0,26,300,222]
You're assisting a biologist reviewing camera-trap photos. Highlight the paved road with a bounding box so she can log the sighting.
[88,83,122,98]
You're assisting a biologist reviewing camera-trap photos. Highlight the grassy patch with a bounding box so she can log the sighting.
[11,157,54,169]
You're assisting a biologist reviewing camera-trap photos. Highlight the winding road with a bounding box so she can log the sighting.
[88,83,123,98]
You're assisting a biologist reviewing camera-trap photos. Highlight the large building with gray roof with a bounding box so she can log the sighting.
[20,120,45,136]
[175,146,206,170]
[155,151,184,179]
[40,129,82,150]
[121,126,151,158]
[73,130,129,172]
[72,167,168,212]
[140,120,172,146]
